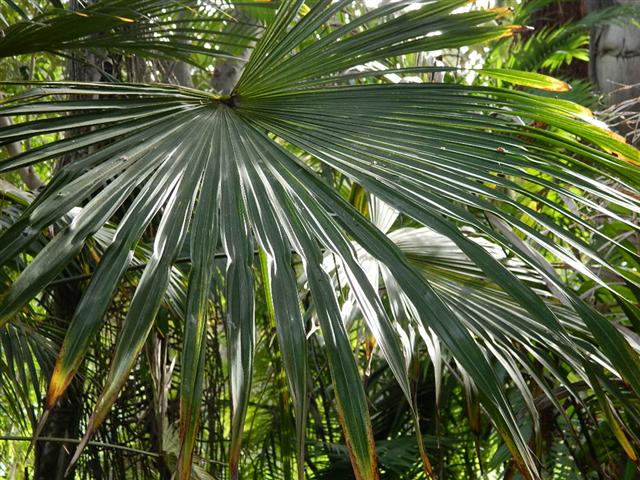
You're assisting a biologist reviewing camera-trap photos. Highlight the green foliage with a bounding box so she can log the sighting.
[0,1,639,479]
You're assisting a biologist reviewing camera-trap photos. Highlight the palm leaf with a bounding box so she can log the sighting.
[0,0,269,64]
[0,0,639,478]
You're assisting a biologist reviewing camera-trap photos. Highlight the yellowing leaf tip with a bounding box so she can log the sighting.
[510,25,535,33]
[489,7,515,16]
[543,77,571,93]
[46,368,67,408]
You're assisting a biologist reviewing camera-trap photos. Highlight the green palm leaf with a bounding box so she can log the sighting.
[1,0,639,478]
[0,0,268,63]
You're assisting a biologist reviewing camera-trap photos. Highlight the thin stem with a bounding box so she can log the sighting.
[0,436,229,466]
[0,435,160,458]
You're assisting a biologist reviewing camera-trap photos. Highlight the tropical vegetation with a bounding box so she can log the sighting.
[0,0,639,479]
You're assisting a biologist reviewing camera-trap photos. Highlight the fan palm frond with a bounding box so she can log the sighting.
[0,0,639,479]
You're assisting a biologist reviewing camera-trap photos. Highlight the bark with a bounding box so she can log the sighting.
[0,114,44,190]
[211,10,254,95]
[163,60,194,88]
[211,48,251,95]
[588,0,640,144]
[34,288,84,480]
[588,0,640,103]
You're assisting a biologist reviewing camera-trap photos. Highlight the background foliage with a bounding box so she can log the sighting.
[1,0,639,479]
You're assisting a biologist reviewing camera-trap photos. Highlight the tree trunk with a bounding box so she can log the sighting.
[589,0,640,102]
[34,287,84,480]
[33,3,101,476]
[588,0,640,143]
